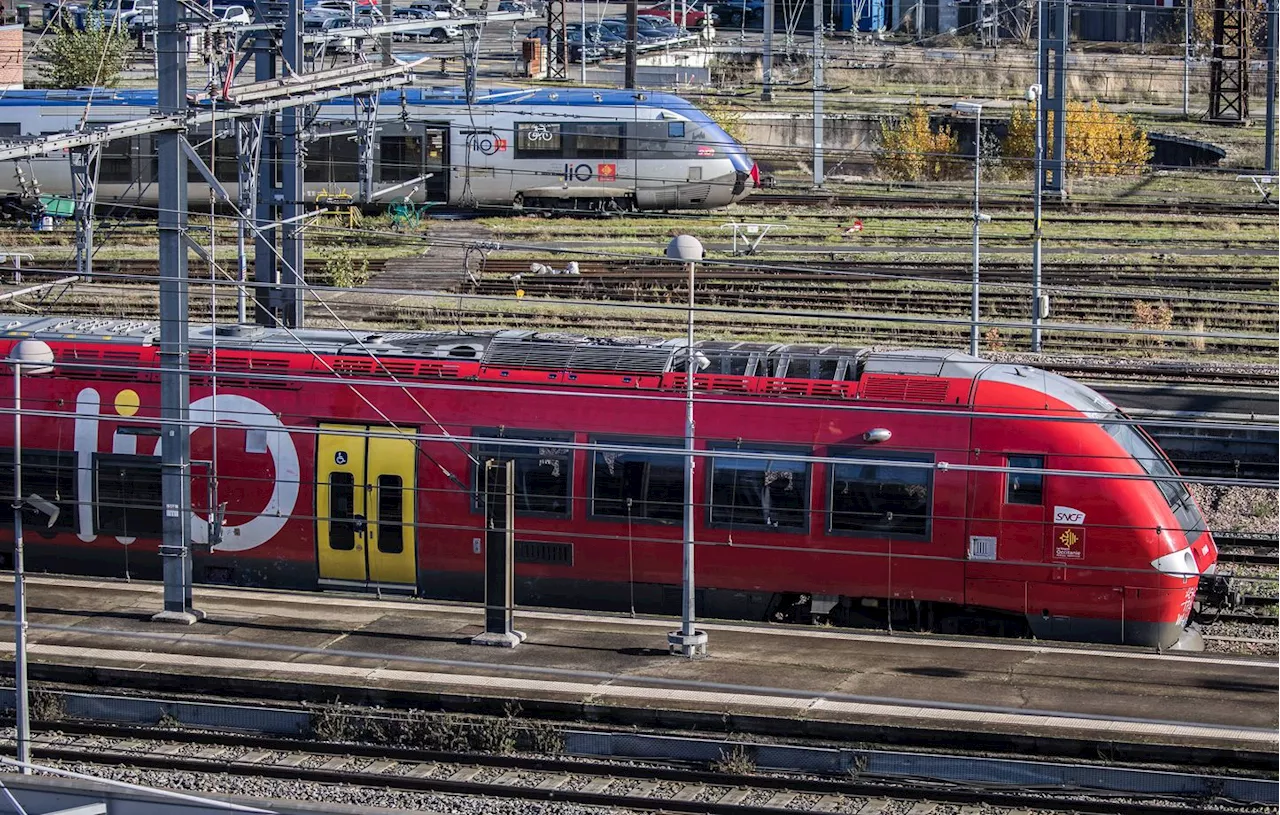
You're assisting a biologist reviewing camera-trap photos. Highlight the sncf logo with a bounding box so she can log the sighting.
[1054,506,1086,524]
[74,388,300,552]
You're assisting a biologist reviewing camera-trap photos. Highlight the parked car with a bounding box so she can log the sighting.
[126,7,152,34]
[408,0,462,18]
[393,7,459,40]
[708,0,762,24]
[303,9,363,52]
[495,0,530,12]
[311,0,383,21]
[634,13,682,38]
[566,21,625,55]
[101,0,153,28]
[527,24,606,63]
[639,0,717,27]
[211,3,252,24]
[598,17,667,45]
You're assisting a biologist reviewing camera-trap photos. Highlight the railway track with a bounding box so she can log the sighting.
[25,723,1272,815]
[33,256,1278,292]
[1216,535,1279,565]
[748,190,1280,218]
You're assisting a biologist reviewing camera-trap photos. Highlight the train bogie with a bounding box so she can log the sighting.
[0,317,1215,650]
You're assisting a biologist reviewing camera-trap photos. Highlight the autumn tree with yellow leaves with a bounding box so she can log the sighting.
[1003,99,1153,178]
[877,102,963,182]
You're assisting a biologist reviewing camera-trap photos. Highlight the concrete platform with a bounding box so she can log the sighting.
[2,576,1275,755]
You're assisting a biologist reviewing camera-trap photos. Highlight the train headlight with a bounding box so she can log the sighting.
[1151,547,1199,579]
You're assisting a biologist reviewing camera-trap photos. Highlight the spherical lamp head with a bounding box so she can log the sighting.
[9,339,54,376]
[665,234,704,262]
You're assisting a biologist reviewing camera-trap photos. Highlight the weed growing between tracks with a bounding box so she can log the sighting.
[29,688,66,722]
[711,744,758,774]
[307,700,563,756]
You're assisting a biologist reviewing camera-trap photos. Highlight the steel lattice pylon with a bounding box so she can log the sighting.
[545,0,567,80]
[1208,0,1249,122]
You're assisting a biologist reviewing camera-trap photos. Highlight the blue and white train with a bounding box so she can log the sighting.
[0,87,759,212]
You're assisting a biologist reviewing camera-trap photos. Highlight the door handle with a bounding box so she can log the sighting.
[353,514,367,535]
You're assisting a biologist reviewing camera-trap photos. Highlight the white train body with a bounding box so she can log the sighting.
[0,87,758,212]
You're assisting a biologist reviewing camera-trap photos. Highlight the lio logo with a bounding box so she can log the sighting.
[74,388,300,552]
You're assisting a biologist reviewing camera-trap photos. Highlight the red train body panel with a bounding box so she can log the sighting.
[0,317,1217,649]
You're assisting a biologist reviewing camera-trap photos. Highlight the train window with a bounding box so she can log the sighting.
[1006,455,1044,505]
[708,446,809,531]
[380,135,424,183]
[828,452,932,539]
[590,439,683,523]
[304,137,332,183]
[474,431,573,518]
[213,134,239,183]
[94,453,163,538]
[632,121,692,158]
[516,123,562,157]
[375,475,404,554]
[570,123,624,158]
[100,137,134,184]
[0,448,77,532]
[1102,418,1205,544]
[328,472,356,551]
[329,133,359,183]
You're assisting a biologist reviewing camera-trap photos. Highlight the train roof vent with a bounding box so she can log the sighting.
[484,338,578,370]
[571,345,675,373]
[214,324,266,339]
[862,350,960,378]
[216,354,297,389]
[483,337,675,373]
[57,347,145,381]
[860,374,951,403]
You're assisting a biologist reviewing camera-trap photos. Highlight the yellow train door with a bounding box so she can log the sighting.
[315,424,418,590]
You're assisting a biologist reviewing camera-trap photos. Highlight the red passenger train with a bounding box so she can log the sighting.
[0,316,1219,650]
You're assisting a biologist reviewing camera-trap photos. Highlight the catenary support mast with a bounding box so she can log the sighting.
[154,0,197,624]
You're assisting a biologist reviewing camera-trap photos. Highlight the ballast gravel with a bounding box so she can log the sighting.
[37,763,621,815]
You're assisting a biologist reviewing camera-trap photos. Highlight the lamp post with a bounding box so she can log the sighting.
[665,234,707,659]
[1028,84,1045,353]
[953,101,988,357]
[8,338,53,773]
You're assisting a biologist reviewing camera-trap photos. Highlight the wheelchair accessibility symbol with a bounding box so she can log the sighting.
[334,450,348,465]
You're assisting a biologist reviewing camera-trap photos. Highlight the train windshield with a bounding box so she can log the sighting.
[1102,417,1207,545]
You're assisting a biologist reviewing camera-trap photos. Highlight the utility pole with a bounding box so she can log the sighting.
[1039,0,1067,196]
[762,0,773,100]
[665,235,707,659]
[279,0,305,329]
[1029,83,1044,353]
[382,0,393,65]
[580,0,587,83]
[1266,0,1277,172]
[812,0,823,187]
[1183,0,1190,116]
[625,0,637,86]
[154,0,197,625]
